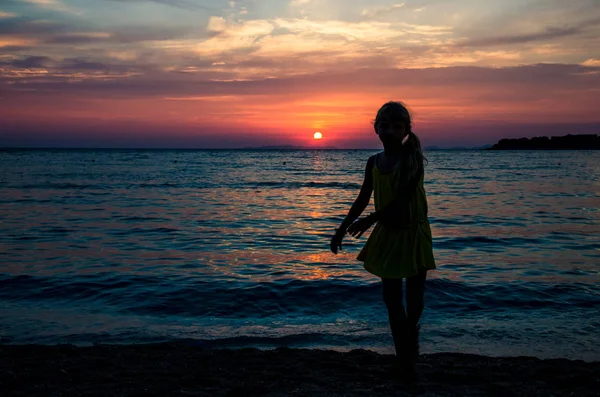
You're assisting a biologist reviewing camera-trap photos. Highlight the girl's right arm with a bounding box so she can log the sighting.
[331,156,374,254]
[336,156,375,233]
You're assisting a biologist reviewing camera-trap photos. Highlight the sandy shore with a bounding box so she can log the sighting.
[1,343,598,396]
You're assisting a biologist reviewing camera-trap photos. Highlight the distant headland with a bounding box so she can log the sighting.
[488,134,600,150]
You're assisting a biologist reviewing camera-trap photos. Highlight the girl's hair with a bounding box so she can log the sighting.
[374,101,427,191]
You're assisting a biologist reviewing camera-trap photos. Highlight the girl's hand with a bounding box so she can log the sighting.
[347,217,375,238]
[330,229,345,254]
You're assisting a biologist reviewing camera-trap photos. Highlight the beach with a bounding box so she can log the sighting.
[1,343,599,396]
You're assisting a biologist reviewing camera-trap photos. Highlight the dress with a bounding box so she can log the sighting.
[356,155,436,279]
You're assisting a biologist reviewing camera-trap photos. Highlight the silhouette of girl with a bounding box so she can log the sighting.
[330,101,436,374]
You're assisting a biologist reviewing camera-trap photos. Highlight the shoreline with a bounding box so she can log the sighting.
[1,343,598,396]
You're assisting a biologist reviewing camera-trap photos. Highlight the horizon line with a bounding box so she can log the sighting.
[0,146,488,151]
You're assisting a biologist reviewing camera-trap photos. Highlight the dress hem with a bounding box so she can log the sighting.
[361,263,436,279]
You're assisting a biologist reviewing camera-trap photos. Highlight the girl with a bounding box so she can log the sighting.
[330,101,436,373]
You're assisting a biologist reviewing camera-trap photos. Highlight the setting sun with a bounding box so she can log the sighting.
[313,132,323,140]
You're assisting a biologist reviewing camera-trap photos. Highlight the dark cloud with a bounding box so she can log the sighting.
[10,56,53,68]
[40,25,197,44]
[2,55,149,75]
[61,58,109,71]
[0,46,30,53]
[457,17,600,47]
[44,34,109,44]
[0,14,199,46]
[1,62,599,100]
[103,0,216,11]
[110,25,195,43]
[0,17,69,35]
[459,26,579,47]
[1,0,214,11]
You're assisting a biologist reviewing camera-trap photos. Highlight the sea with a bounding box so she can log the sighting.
[0,149,599,362]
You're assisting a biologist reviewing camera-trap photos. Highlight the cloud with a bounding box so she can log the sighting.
[194,17,274,56]
[0,37,40,48]
[361,3,405,19]
[397,22,452,36]
[274,18,407,41]
[0,54,148,82]
[459,27,578,47]
[473,50,521,60]
[104,0,216,11]
[1,0,599,88]
[61,58,111,71]
[0,17,69,35]
[9,55,53,68]
[582,58,600,67]
[21,0,82,14]
[111,26,196,43]
[457,16,600,47]
[44,31,113,44]
[0,16,197,48]
[2,61,598,100]
[193,16,432,60]
[0,11,17,18]
[3,55,123,72]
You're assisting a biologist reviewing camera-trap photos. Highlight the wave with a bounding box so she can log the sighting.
[17,182,102,190]
[434,236,545,250]
[12,182,188,190]
[5,180,360,191]
[0,330,385,348]
[1,274,598,319]
[244,181,362,190]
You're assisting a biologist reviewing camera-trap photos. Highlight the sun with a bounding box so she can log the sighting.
[313,132,323,140]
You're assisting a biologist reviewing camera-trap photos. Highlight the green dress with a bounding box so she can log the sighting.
[357,156,436,279]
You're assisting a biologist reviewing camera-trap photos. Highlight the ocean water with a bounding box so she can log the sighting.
[0,149,599,361]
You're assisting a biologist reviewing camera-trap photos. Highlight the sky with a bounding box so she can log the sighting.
[0,0,599,148]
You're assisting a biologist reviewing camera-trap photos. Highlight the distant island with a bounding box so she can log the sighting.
[488,134,600,150]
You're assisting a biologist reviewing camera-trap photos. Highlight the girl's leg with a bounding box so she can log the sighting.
[405,269,427,328]
[381,278,408,358]
[405,269,428,357]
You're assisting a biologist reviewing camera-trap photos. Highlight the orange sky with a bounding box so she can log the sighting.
[1,0,600,148]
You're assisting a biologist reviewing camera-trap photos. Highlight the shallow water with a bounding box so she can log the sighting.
[1,149,599,361]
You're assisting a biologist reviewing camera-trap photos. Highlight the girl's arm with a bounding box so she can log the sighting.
[336,155,375,234]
